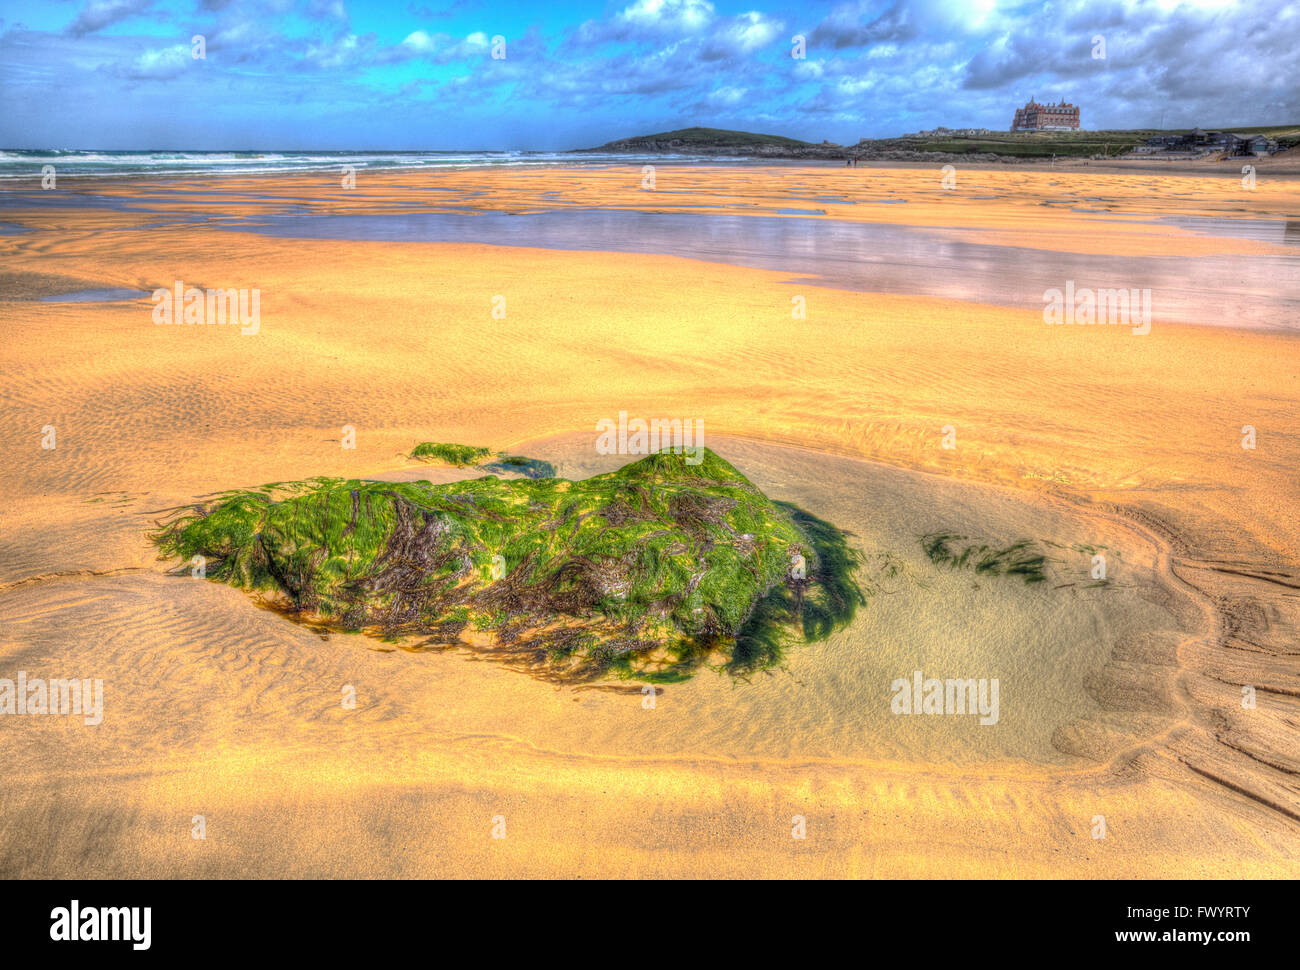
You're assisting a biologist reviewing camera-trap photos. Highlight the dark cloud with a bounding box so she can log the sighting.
[958,0,1300,128]
[407,0,481,19]
[809,1,917,50]
[67,0,153,37]
[305,0,348,21]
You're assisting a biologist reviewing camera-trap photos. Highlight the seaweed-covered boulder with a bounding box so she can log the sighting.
[408,442,492,466]
[153,448,862,683]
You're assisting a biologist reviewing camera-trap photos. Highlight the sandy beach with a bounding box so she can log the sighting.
[1,162,1297,878]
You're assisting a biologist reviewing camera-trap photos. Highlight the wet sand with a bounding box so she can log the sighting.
[0,164,1297,878]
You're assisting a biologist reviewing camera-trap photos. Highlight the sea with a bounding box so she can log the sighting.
[0,148,736,179]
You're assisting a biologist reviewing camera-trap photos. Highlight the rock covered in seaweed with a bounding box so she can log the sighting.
[153,448,863,682]
[408,442,492,467]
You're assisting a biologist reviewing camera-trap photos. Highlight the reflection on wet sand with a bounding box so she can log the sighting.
[4,165,1297,330]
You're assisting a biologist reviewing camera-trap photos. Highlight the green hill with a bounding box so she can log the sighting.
[578,126,840,156]
[614,127,816,148]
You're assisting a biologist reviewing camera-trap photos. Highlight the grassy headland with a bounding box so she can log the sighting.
[578,126,843,158]
[579,124,1300,161]
[860,124,1300,158]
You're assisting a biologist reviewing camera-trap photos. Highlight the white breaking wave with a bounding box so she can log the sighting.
[0,149,732,180]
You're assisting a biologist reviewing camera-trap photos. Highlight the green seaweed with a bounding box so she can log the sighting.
[920,532,1048,584]
[409,442,493,466]
[153,448,862,684]
[409,442,556,480]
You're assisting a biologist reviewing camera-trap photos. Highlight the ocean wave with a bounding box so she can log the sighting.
[0,149,736,178]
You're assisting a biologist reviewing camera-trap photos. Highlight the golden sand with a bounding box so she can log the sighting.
[0,164,1297,877]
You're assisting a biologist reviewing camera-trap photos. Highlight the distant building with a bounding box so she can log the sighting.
[1010,98,1081,131]
[903,126,996,138]
[1141,129,1278,156]
[1238,133,1279,155]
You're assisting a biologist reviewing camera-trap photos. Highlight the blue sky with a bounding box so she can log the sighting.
[1,0,1296,149]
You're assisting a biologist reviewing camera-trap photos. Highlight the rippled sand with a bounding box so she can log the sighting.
[1,164,1297,877]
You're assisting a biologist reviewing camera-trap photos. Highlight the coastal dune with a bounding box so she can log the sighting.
[0,164,1297,877]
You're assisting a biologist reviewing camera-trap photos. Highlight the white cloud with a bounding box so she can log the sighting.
[304,33,363,69]
[706,84,747,106]
[712,12,781,53]
[400,30,491,61]
[126,43,190,79]
[402,30,436,53]
[615,0,715,34]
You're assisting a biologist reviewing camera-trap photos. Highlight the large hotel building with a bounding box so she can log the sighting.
[1010,98,1081,131]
